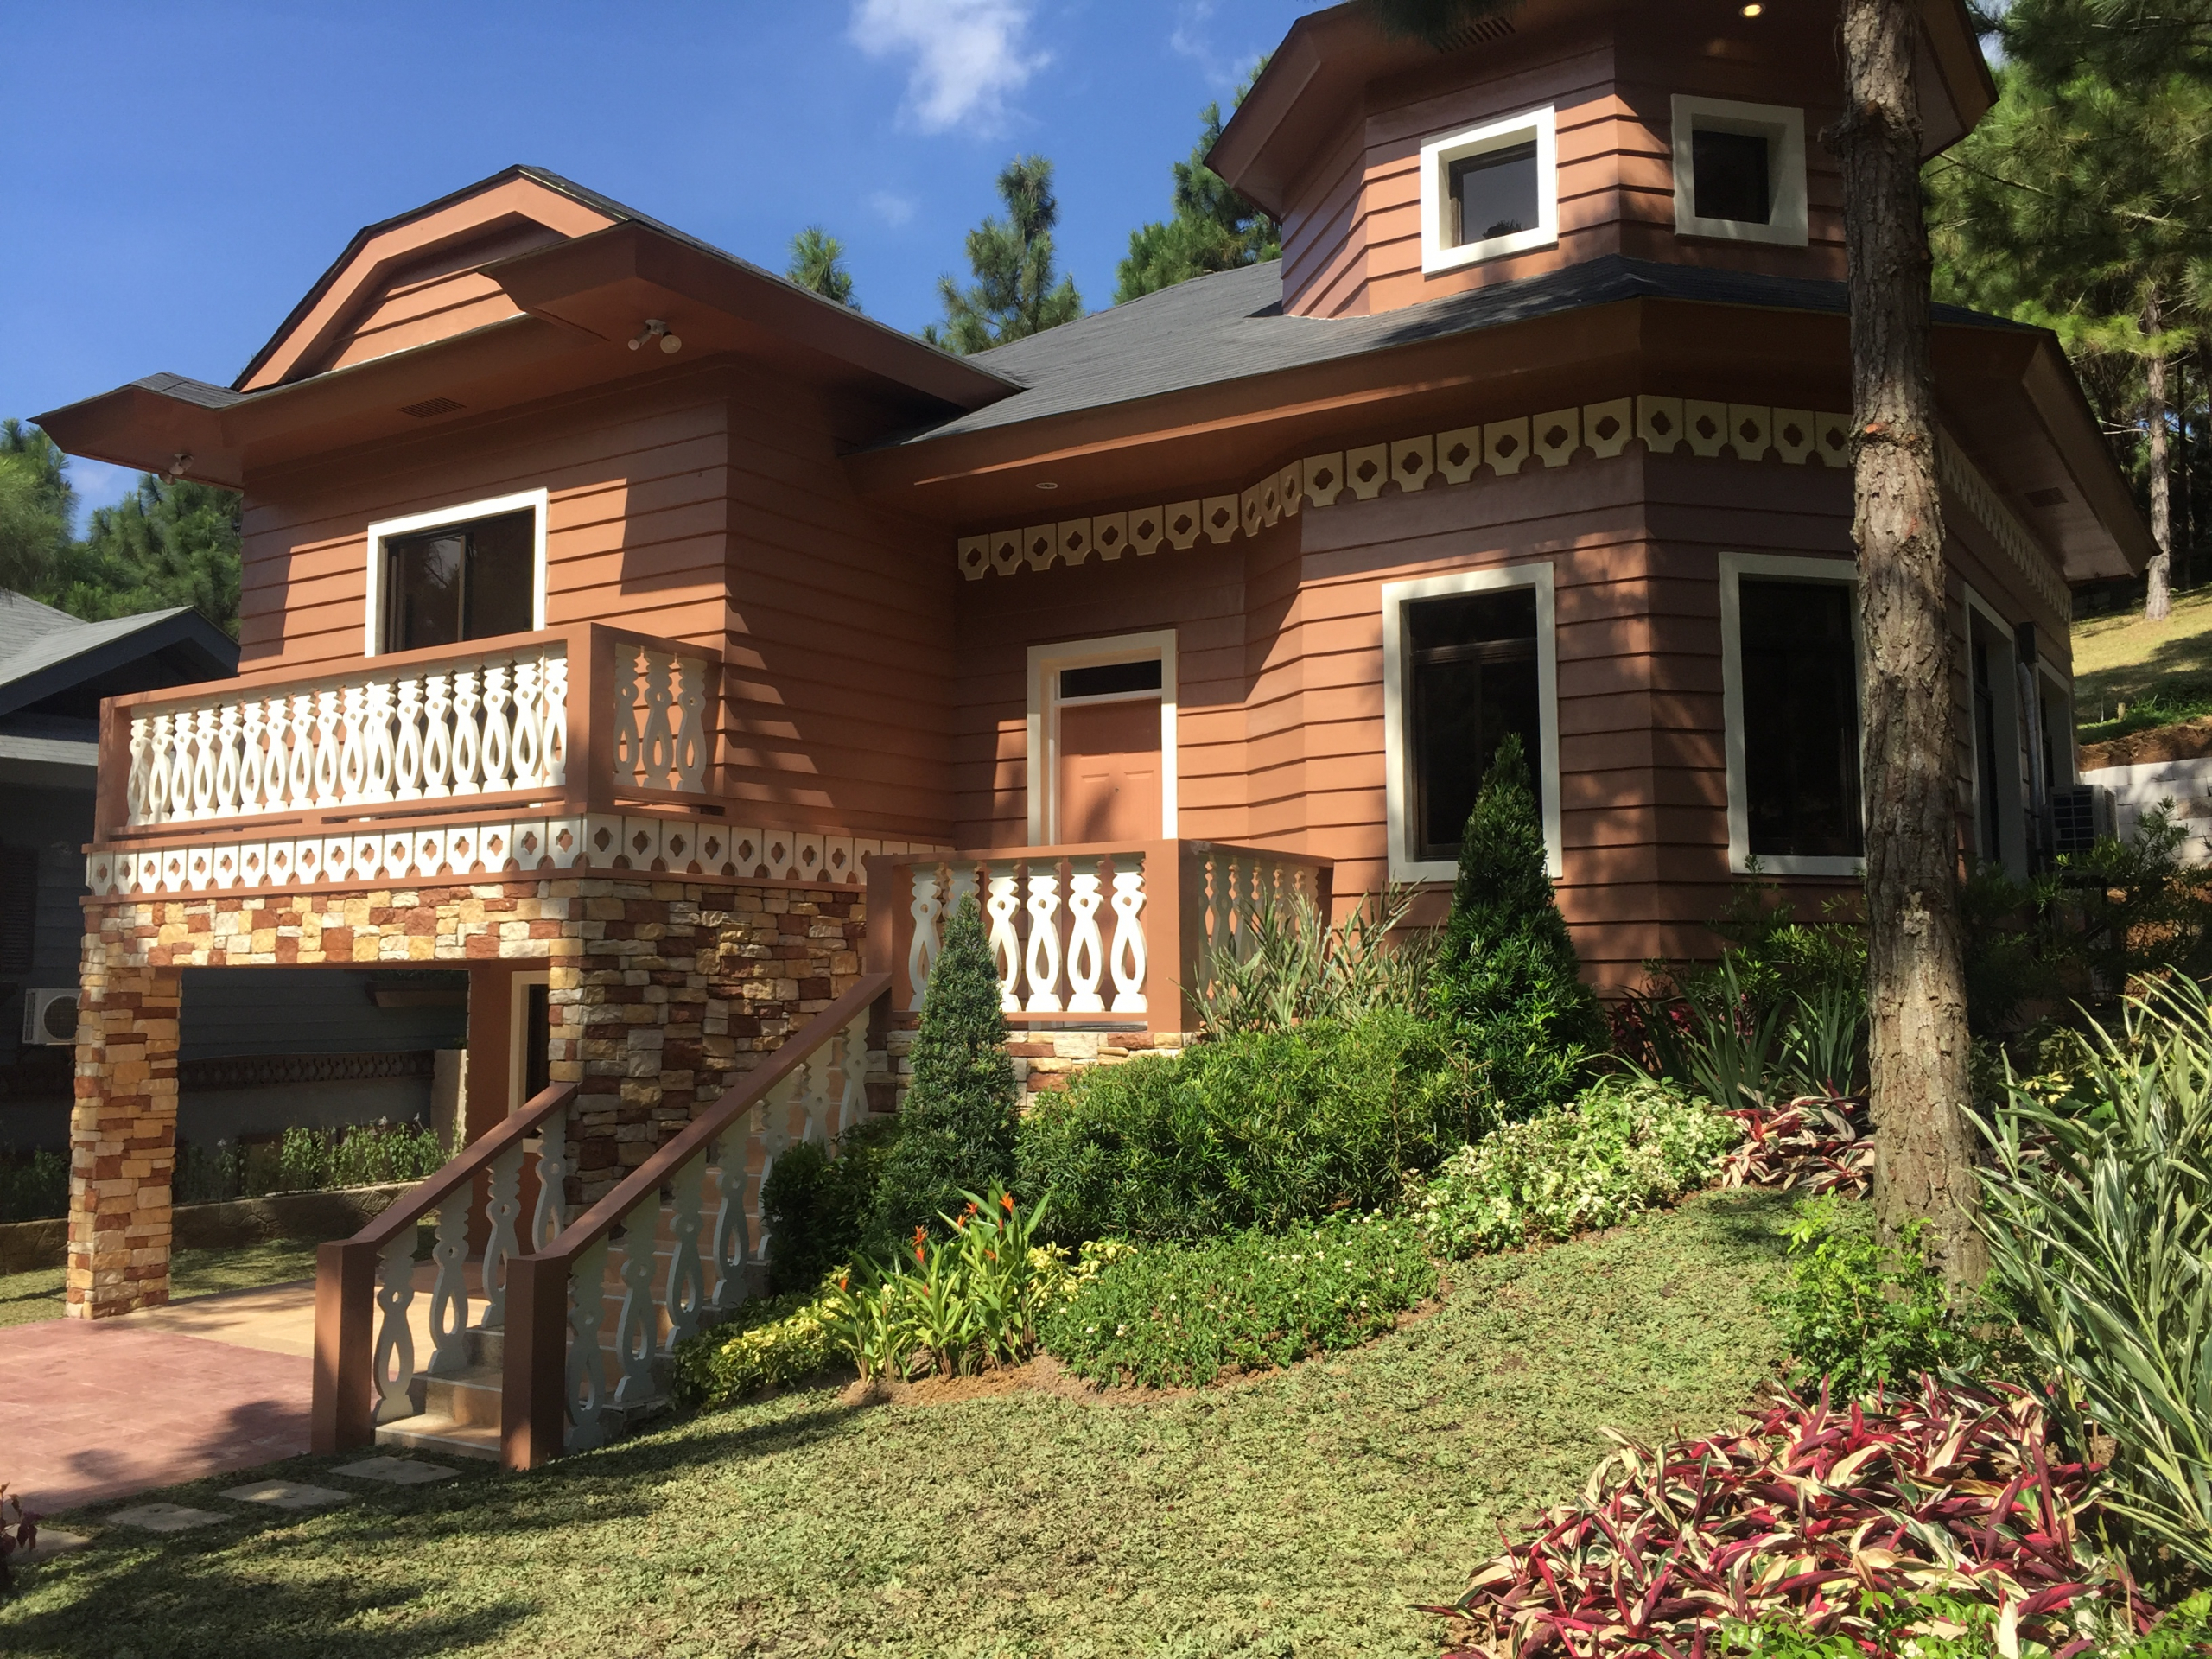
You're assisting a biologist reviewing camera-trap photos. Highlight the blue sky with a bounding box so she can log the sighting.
[1,0,1311,526]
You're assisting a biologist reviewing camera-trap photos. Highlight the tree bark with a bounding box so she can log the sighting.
[2145,289,2172,620]
[1830,0,1987,1288]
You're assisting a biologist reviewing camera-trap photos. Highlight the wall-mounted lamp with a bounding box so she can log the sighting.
[165,453,193,482]
[628,319,683,354]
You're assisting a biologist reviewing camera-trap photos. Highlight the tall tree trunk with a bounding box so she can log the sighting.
[2145,289,2173,620]
[1830,0,1987,1288]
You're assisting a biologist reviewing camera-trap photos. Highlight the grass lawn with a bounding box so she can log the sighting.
[2,1190,1796,1659]
[2073,585,2212,744]
[0,1236,323,1329]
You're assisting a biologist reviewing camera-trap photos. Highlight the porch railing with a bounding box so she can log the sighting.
[98,623,720,842]
[863,840,1333,1037]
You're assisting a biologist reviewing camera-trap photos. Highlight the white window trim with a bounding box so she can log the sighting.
[1026,630,1178,845]
[509,968,551,1115]
[1419,105,1560,275]
[363,486,550,658]
[1671,93,1809,248]
[1719,551,1862,877]
[1961,582,2029,877]
[1382,563,1561,883]
[2036,659,2076,787]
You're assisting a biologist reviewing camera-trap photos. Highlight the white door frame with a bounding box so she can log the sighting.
[1025,630,1178,845]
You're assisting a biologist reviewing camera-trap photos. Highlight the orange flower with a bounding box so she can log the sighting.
[914,1243,926,1264]
[1001,1192,1015,1213]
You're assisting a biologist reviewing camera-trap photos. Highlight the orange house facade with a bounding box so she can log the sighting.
[35,0,2148,1461]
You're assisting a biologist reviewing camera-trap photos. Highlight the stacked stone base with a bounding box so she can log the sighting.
[885,1022,1197,1113]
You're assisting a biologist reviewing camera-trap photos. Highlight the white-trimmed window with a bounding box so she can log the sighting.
[510,969,552,1113]
[1382,563,1560,881]
[1671,94,1808,247]
[1720,553,1861,875]
[364,487,549,657]
[1026,631,1178,845]
[1963,585,2029,877]
[1420,106,1560,274]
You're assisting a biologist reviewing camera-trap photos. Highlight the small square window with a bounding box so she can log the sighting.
[1420,107,1559,274]
[1671,95,1808,247]
[1692,129,1771,225]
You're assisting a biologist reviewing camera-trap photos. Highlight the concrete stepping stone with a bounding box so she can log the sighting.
[329,1456,460,1486]
[16,1528,90,1563]
[219,1481,353,1511]
[106,1503,225,1533]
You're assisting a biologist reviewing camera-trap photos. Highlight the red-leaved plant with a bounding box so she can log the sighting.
[0,1484,40,1592]
[1716,1096,1874,1198]
[1424,1377,2151,1658]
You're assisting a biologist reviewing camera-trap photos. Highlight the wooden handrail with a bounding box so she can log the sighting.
[310,1081,576,1454]
[501,972,892,1467]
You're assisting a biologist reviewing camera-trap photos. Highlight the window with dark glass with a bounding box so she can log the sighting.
[1692,127,1772,224]
[0,846,37,972]
[380,508,535,654]
[1407,588,1541,861]
[1450,139,1539,246]
[1740,579,1861,859]
[524,982,551,1103]
[1974,634,2004,861]
[1059,659,1161,699]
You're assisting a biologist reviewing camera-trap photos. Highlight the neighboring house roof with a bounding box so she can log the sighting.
[896,256,2036,446]
[0,595,239,724]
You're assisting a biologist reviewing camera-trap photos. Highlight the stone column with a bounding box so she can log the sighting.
[67,950,182,1319]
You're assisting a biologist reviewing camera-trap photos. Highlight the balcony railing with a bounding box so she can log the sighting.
[95,624,721,842]
[864,840,1334,1036]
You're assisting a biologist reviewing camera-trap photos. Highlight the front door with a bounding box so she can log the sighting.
[1056,697,1162,842]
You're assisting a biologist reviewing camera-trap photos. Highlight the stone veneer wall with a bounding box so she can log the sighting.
[884,1023,1195,1114]
[70,874,873,1318]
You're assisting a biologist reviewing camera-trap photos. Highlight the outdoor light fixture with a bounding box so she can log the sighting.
[1741,3,1763,14]
[1035,480,1058,490]
[165,453,193,481]
[628,320,683,354]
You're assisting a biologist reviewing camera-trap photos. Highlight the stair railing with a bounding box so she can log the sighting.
[311,1080,579,1453]
[501,972,891,1469]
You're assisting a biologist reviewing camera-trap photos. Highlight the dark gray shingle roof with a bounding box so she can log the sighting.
[899,255,2033,446]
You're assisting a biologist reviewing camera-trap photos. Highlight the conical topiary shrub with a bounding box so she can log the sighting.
[869,893,1020,1242]
[1431,733,1605,1117]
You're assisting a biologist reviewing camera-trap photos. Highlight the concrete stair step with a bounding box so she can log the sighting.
[375,1414,501,1462]
[422,1365,502,1429]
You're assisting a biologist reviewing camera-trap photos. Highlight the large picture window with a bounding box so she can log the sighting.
[1382,564,1560,882]
[1721,555,1861,874]
[364,488,548,657]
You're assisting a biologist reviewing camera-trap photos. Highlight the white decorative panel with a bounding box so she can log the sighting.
[1302,454,1344,507]
[1435,427,1483,484]
[1682,400,1729,457]
[1532,409,1580,469]
[1164,501,1203,550]
[1584,399,1632,458]
[1484,418,1531,476]
[1127,507,1164,555]
[1726,404,1772,461]
[1771,409,1820,465]
[1201,496,1239,545]
[1090,512,1128,560]
[1389,435,1434,493]
[957,537,989,581]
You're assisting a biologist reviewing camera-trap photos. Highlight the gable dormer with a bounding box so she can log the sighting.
[234,169,619,390]
[1213,0,1993,319]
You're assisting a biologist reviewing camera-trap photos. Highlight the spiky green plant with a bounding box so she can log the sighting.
[1189,886,1434,1037]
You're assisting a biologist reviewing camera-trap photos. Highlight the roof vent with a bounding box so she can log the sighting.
[2025,486,2067,508]
[1437,15,1515,48]
[398,396,464,419]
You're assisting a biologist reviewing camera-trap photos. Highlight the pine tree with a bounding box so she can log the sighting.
[0,420,73,594]
[1115,64,1281,303]
[1430,734,1605,1116]
[924,155,1084,353]
[786,226,860,308]
[49,475,242,634]
[870,895,1020,1240]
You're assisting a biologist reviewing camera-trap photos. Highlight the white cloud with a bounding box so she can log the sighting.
[868,188,918,226]
[1168,0,1266,92]
[849,0,1047,135]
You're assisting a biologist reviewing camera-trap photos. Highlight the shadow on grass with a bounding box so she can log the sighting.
[1678,1185,1797,1252]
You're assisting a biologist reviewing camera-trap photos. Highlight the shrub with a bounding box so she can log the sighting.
[759,1113,900,1294]
[1769,1195,1981,1400]
[1017,1008,1478,1243]
[1042,1211,1435,1389]
[1190,887,1434,1037]
[0,1148,67,1223]
[1974,977,2212,1582]
[1719,1589,2212,1659]
[1416,1074,1738,1258]
[870,896,1018,1242]
[827,1188,1065,1380]
[670,1283,843,1408]
[1430,734,1606,1117]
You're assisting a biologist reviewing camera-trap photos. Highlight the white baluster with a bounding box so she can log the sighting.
[610,1192,662,1408]
[544,652,570,783]
[906,863,944,1010]
[189,708,218,816]
[1204,851,1231,960]
[126,715,151,823]
[451,667,482,789]
[479,1139,524,1329]
[480,661,513,787]
[672,655,708,791]
[1109,852,1150,1014]
[143,712,173,822]
[638,651,677,787]
[796,1046,830,1147]
[662,1152,707,1349]
[372,1229,421,1424]
[426,1199,470,1376]
[836,1013,870,1142]
[213,702,242,815]
[1024,866,1065,1013]
[394,677,425,798]
[422,671,453,795]
[984,862,1022,1014]
[1065,861,1107,1013]
[751,1090,793,1263]
[564,1236,612,1452]
[285,692,315,805]
[336,683,368,801]
[364,678,396,801]
[511,657,544,785]
[238,698,267,811]
[531,1104,571,1250]
[306,690,338,804]
[703,1146,750,1313]
[611,645,643,787]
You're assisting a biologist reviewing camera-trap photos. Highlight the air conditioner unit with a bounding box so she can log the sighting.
[2049,784,2117,858]
[22,988,79,1047]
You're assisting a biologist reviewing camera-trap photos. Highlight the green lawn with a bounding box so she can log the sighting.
[2073,586,2212,745]
[0,1236,323,1329]
[2,1190,1796,1659]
